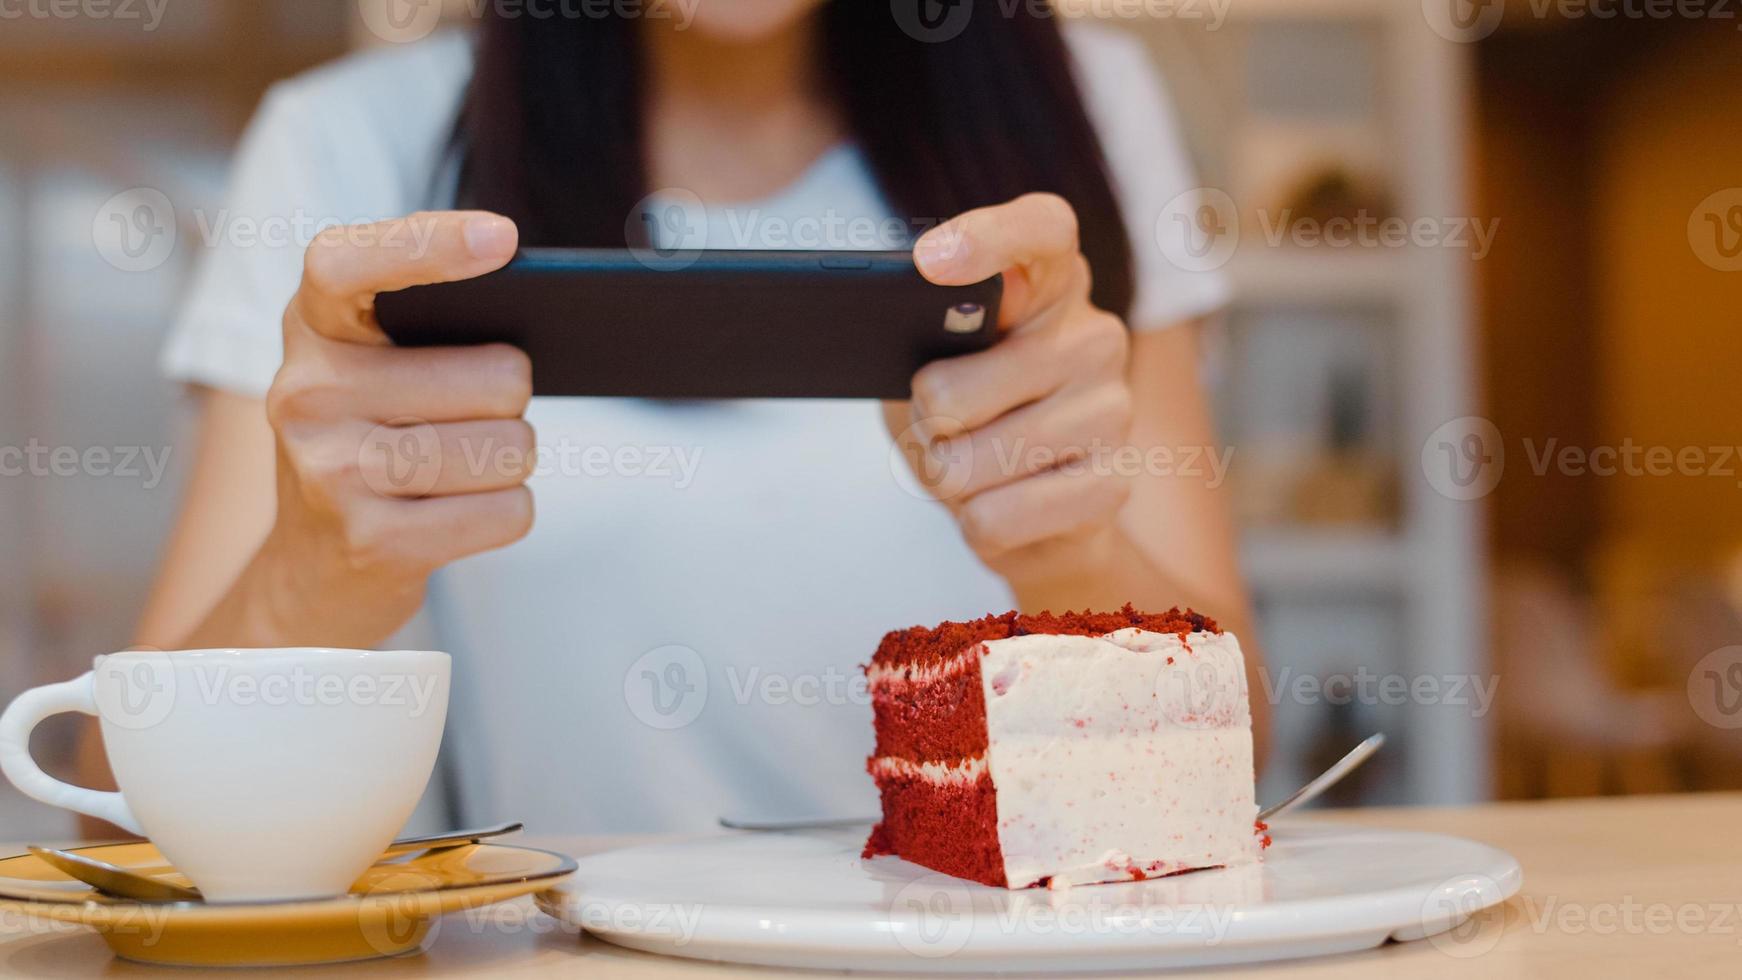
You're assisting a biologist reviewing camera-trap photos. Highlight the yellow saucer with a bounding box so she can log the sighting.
[0,840,575,967]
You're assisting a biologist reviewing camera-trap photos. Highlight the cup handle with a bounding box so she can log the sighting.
[0,671,143,835]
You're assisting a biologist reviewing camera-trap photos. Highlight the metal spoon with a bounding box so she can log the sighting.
[719,733,1386,832]
[28,820,524,904]
[28,846,202,904]
[379,820,523,859]
[1258,732,1384,821]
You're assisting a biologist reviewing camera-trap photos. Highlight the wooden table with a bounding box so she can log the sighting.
[0,793,1736,978]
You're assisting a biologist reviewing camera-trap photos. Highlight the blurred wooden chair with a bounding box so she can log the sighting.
[1493,561,1689,798]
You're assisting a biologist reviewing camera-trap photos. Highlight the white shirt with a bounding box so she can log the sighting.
[162,26,1228,834]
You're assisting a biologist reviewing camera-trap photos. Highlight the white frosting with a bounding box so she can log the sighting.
[865,648,980,687]
[867,755,987,783]
[978,629,1258,888]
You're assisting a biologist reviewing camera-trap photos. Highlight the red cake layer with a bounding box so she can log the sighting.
[862,768,1006,888]
[869,604,1219,673]
[869,654,989,763]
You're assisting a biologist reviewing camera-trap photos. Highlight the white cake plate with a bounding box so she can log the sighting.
[537,823,1522,973]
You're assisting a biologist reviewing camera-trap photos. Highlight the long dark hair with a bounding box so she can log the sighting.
[454,5,1134,317]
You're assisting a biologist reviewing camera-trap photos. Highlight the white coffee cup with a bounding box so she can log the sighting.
[0,648,449,903]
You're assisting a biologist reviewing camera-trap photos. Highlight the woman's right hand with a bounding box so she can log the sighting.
[252,211,537,644]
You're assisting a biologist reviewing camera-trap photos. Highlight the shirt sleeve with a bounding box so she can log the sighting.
[1069,27,1232,331]
[159,85,345,399]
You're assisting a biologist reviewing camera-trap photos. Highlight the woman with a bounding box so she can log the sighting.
[120,3,1263,832]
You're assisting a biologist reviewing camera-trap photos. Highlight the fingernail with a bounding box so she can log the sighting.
[464,215,517,260]
[914,231,958,277]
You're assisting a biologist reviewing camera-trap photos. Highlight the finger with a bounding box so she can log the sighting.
[946,384,1133,500]
[359,419,537,499]
[910,309,1126,437]
[363,487,535,568]
[913,193,1089,327]
[294,211,518,345]
[273,341,533,424]
[958,468,1131,563]
[344,342,534,422]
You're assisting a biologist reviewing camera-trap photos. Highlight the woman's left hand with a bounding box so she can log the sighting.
[887,193,1135,589]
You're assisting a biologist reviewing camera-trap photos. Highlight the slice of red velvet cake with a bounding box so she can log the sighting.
[864,606,1260,889]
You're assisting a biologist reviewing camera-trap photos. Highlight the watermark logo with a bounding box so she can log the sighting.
[1422,872,1508,957]
[0,0,171,31]
[1688,645,1742,730]
[891,0,974,43]
[889,417,975,502]
[1421,0,1506,43]
[545,899,702,943]
[1689,188,1742,272]
[1258,667,1499,717]
[92,650,176,732]
[357,873,441,955]
[1253,210,1500,259]
[92,656,442,731]
[1156,187,1239,273]
[1421,416,1505,501]
[624,644,708,730]
[1155,655,1246,729]
[359,0,445,44]
[725,664,867,708]
[357,422,706,497]
[890,873,976,958]
[0,441,172,489]
[627,187,708,272]
[360,419,443,499]
[93,187,176,273]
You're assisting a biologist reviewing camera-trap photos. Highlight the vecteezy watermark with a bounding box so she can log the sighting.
[1155,187,1240,273]
[889,874,978,958]
[1045,0,1233,30]
[887,873,1241,959]
[1423,422,1742,500]
[0,441,172,489]
[359,421,705,499]
[91,655,443,732]
[889,0,1232,43]
[359,0,701,45]
[1688,646,1742,730]
[0,0,170,31]
[93,187,177,273]
[513,899,702,944]
[1511,894,1742,943]
[625,188,967,271]
[1520,438,1742,485]
[1154,188,1500,273]
[1420,0,1508,43]
[624,644,708,730]
[357,872,442,956]
[1689,188,1742,272]
[1426,0,1742,44]
[92,191,447,273]
[1420,416,1505,502]
[1253,210,1500,260]
[888,0,977,43]
[1421,872,1509,958]
[727,665,868,709]
[1155,652,1248,730]
[1258,667,1500,718]
[888,418,1234,504]
[1427,874,1742,959]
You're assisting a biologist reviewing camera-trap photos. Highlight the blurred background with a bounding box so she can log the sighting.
[1,0,1739,837]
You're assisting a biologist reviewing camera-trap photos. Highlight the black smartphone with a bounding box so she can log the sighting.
[374,248,1002,399]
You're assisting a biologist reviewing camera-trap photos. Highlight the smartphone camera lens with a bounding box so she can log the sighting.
[943,302,986,334]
